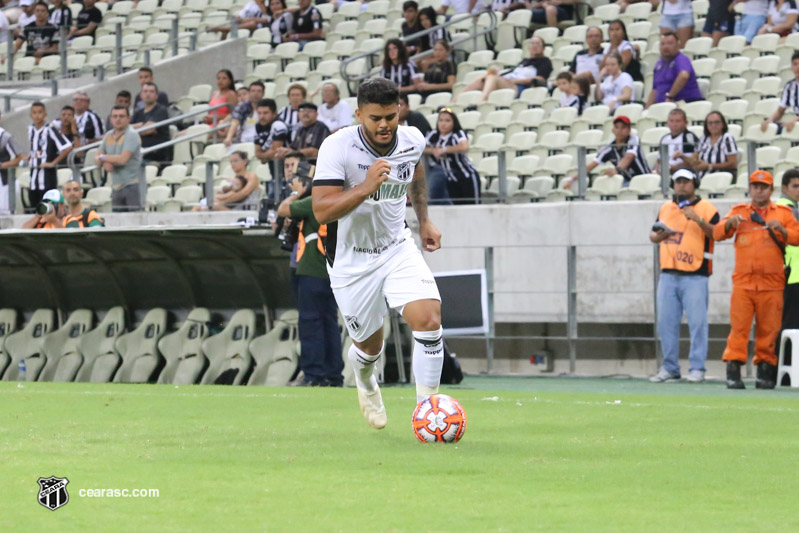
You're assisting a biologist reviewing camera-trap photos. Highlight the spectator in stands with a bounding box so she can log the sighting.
[713,170,799,389]
[13,2,59,64]
[54,105,80,150]
[131,82,172,167]
[195,151,261,211]
[318,83,353,134]
[106,90,132,131]
[134,68,169,112]
[416,40,457,100]
[615,0,660,12]
[72,92,104,146]
[278,162,343,387]
[565,115,650,188]
[27,102,72,207]
[657,108,699,173]
[380,38,421,94]
[62,178,104,228]
[285,0,324,49]
[531,0,579,28]
[556,72,586,115]
[418,7,452,69]
[647,31,703,108]
[702,0,735,46]
[437,0,484,16]
[596,52,633,113]
[285,102,329,160]
[569,25,604,84]
[0,11,10,50]
[424,108,480,205]
[236,85,249,105]
[96,106,143,212]
[693,110,738,179]
[21,189,66,229]
[212,0,268,39]
[402,1,424,55]
[659,0,693,47]
[602,20,644,82]
[398,93,431,136]
[265,0,293,45]
[764,51,799,134]
[224,81,265,147]
[278,83,306,141]
[649,168,719,383]
[15,0,36,37]
[48,0,71,28]
[456,37,552,103]
[0,111,23,215]
[759,1,799,40]
[254,98,289,162]
[733,0,769,43]
[204,69,237,133]
[68,0,102,42]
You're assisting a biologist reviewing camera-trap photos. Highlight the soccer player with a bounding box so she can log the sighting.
[312,78,444,430]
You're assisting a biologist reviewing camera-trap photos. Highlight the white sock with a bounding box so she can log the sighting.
[412,327,444,403]
[348,343,382,393]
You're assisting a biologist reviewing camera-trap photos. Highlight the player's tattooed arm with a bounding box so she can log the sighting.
[409,162,429,224]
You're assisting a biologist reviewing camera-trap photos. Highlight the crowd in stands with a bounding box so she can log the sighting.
[5,0,799,212]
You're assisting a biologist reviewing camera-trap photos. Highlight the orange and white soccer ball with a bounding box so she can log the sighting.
[412,394,467,443]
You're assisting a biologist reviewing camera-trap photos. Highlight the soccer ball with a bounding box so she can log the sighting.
[411,394,467,443]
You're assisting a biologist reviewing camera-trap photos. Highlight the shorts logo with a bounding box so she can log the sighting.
[345,315,361,332]
[38,476,69,511]
[396,161,412,182]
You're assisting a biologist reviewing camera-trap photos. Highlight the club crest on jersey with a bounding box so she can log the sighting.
[396,161,412,182]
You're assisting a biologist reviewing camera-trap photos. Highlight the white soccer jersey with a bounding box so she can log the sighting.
[314,124,426,277]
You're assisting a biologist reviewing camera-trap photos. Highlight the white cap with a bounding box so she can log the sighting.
[42,189,64,204]
[20,0,34,7]
[672,168,696,182]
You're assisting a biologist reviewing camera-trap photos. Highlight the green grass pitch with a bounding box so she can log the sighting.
[3,377,799,532]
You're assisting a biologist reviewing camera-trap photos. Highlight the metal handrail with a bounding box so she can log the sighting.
[340,10,499,91]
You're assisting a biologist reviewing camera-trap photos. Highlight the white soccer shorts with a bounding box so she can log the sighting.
[328,238,441,342]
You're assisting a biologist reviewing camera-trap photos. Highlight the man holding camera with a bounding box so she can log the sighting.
[277,162,343,387]
[714,170,799,389]
[649,169,719,383]
[21,189,66,229]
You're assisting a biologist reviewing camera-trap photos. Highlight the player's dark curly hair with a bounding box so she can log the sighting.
[357,77,400,108]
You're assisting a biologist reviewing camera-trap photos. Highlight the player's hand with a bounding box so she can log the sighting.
[419,220,441,252]
[363,159,390,195]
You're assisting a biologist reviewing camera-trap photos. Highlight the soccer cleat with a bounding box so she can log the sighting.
[755,361,777,389]
[649,368,681,382]
[356,384,387,430]
[686,370,705,383]
[726,361,745,389]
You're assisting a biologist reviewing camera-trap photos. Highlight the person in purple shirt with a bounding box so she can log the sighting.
[646,31,703,108]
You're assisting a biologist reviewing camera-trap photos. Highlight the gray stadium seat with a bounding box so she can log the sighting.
[74,307,126,383]
[200,309,255,386]
[113,308,168,383]
[37,309,93,382]
[157,308,211,385]
[1,309,54,381]
[0,308,18,378]
[248,310,300,387]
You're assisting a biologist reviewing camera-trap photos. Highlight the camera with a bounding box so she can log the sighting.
[652,221,674,233]
[36,202,55,216]
[277,218,300,252]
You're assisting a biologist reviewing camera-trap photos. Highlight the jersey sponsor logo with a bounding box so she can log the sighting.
[357,163,370,170]
[368,182,408,202]
[397,147,415,155]
[352,238,404,255]
[396,161,413,182]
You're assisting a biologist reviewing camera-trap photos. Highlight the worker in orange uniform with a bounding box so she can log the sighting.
[713,170,799,389]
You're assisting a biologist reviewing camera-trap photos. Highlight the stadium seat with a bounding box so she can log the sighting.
[745,122,778,147]
[755,146,781,172]
[507,155,540,179]
[538,106,579,137]
[683,37,712,59]
[1,309,54,381]
[501,132,537,164]
[162,185,203,212]
[482,175,521,200]
[531,130,570,159]
[538,153,573,178]
[74,307,126,383]
[200,309,256,386]
[113,308,168,383]
[619,173,662,199]
[157,308,211,385]
[710,35,746,63]
[585,174,624,201]
[743,33,780,60]
[0,308,18,378]
[146,185,171,210]
[510,87,548,113]
[506,108,546,136]
[698,172,733,196]
[248,310,300,387]
[511,175,554,202]
[742,76,782,107]
[37,310,94,382]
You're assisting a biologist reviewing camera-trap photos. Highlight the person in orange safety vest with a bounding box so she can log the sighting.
[713,170,799,389]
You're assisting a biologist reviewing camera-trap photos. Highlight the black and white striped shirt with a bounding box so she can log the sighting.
[696,132,738,178]
[424,26,451,51]
[0,127,20,186]
[559,93,586,115]
[76,109,104,144]
[380,61,419,90]
[425,129,479,184]
[49,6,72,28]
[278,105,300,140]
[28,124,72,191]
[594,133,651,181]
[780,78,799,114]
[659,129,700,169]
